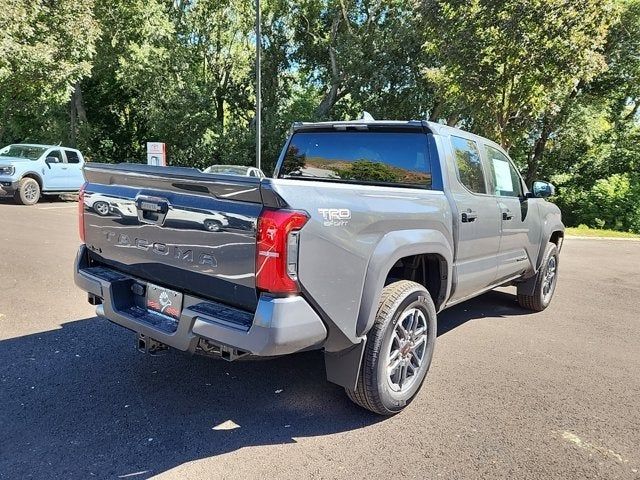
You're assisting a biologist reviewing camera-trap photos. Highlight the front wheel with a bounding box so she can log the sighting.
[346,280,437,415]
[517,242,559,311]
[14,177,40,205]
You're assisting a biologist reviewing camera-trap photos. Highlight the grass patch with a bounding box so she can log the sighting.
[565,226,640,238]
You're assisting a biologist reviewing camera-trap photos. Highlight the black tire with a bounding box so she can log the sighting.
[346,280,437,415]
[517,242,559,311]
[13,177,40,205]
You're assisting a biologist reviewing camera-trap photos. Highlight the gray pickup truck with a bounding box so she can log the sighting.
[74,120,564,415]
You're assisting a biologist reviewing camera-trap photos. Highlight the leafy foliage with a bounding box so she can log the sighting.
[0,0,98,142]
[333,160,400,183]
[0,0,639,231]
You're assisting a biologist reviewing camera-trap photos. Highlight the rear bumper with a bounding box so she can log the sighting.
[74,246,327,356]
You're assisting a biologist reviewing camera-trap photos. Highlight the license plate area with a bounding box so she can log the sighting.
[146,283,183,320]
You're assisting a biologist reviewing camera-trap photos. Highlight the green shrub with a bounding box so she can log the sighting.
[557,173,640,233]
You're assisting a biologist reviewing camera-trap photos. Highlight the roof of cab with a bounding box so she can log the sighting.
[291,119,428,132]
[10,143,81,151]
[290,119,504,151]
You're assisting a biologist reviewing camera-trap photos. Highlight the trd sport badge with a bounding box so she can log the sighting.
[318,208,351,227]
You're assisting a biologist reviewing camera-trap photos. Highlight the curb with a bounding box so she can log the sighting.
[565,235,640,242]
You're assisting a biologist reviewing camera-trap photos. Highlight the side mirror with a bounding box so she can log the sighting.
[45,156,60,165]
[531,180,555,198]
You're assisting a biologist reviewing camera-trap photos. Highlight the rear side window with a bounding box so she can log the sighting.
[451,136,486,194]
[279,132,432,188]
[65,150,81,164]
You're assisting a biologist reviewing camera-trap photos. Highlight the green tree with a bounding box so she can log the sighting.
[0,0,99,144]
[77,0,174,162]
[422,0,617,184]
[288,0,429,120]
[334,160,400,183]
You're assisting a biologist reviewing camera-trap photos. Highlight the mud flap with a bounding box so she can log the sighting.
[324,339,366,390]
[516,273,537,296]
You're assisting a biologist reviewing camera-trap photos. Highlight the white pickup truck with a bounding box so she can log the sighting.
[0,144,85,204]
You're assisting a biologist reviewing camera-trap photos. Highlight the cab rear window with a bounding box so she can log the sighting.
[279,131,432,188]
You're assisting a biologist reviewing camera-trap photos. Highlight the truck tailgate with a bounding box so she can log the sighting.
[81,163,267,311]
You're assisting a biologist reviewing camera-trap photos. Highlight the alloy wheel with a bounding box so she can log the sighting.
[385,307,429,393]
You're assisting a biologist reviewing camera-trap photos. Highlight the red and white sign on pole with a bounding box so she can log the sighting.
[147,142,167,166]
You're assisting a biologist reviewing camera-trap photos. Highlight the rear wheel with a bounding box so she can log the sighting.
[14,177,40,205]
[517,242,559,311]
[346,280,437,415]
[204,219,222,232]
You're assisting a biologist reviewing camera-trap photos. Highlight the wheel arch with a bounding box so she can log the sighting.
[518,231,563,297]
[355,229,453,338]
[533,204,564,271]
[325,229,452,391]
[550,230,564,248]
[535,226,564,271]
[21,172,43,190]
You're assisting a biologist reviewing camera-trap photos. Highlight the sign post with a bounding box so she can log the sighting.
[255,0,261,171]
[147,142,166,166]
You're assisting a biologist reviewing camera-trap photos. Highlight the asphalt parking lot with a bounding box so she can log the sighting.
[1,197,639,480]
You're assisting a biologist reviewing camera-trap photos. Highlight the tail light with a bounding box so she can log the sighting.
[256,208,309,294]
[78,182,87,242]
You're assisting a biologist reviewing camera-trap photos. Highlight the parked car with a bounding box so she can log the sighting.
[0,144,85,205]
[83,191,231,232]
[74,120,564,415]
[83,193,115,217]
[203,164,265,178]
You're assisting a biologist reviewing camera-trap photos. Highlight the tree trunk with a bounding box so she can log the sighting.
[527,121,551,186]
[316,84,344,119]
[216,94,224,128]
[428,102,442,122]
[75,83,87,123]
[446,113,459,126]
[314,14,344,119]
[69,99,77,147]
[525,82,583,186]
[69,82,87,147]
[624,99,639,121]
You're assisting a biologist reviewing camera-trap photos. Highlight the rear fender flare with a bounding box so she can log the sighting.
[324,229,452,390]
[356,229,453,337]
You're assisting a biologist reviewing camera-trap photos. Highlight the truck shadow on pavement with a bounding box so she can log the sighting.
[437,289,531,336]
[0,290,528,479]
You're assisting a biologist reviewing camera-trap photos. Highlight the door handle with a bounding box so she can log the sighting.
[461,211,478,223]
[502,211,514,221]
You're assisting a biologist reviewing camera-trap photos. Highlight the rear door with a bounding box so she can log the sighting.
[447,135,502,303]
[62,149,85,190]
[482,145,535,281]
